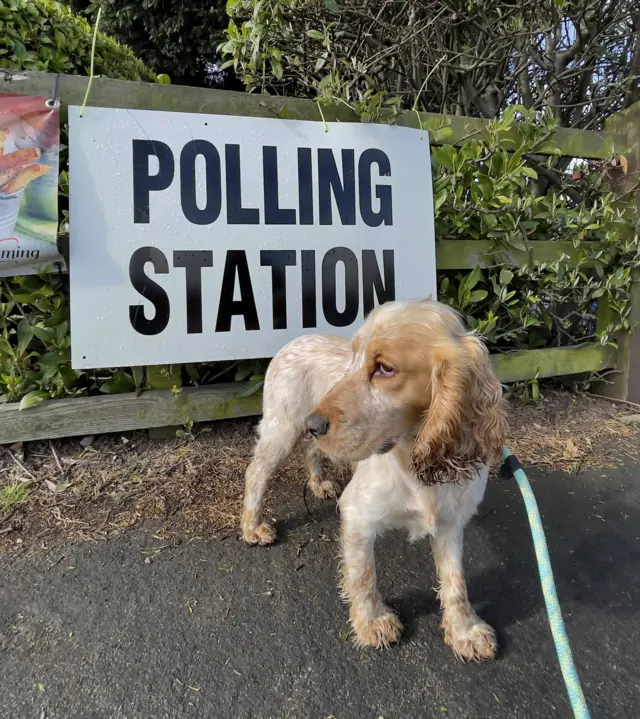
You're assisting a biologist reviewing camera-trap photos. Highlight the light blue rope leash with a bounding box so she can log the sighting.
[501,447,591,719]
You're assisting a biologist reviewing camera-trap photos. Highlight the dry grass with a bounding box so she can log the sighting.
[1,390,638,552]
[507,391,640,472]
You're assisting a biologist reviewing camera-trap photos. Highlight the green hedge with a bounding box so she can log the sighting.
[0,0,170,407]
[0,0,155,81]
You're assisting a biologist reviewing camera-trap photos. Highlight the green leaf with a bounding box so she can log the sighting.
[234,361,254,382]
[307,30,325,41]
[100,371,137,394]
[185,364,201,383]
[531,379,540,402]
[501,105,519,127]
[16,319,34,357]
[19,391,48,410]
[468,290,488,303]
[466,265,483,291]
[431,145,457,172]
[58,365,79,389]
[499,268,514,286]
[434,189,447,213]
[536,141,561,156]
[32,323,55,343]
[476,174,494,199]
[271,58,283,79]
[520,220,539,231]
[489,152,504,175]
[132,366,145,390]
[505,233,528,251]
[39,350,67,369]
[236,379,264,397]
[13,40,27,58]
[458,283,468,306]
[507,146,525,173]
[54,321,68,345]
[522,166,538,180]
[146,364,181,390]
[432,127,453,142]
[484,213,498,230]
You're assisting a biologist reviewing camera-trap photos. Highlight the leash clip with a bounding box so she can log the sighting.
[500,452,524,479]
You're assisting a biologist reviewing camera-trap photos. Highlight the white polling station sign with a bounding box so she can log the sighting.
[68,106,435,369]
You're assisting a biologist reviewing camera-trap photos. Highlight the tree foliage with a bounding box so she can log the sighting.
[222,0,639,130]
[0,0,155,80]
[85,0,232,86]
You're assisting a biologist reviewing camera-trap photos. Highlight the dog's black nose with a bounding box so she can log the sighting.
[305,414,329,437]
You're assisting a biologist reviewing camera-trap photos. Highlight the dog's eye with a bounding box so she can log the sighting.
[374,362,395,377]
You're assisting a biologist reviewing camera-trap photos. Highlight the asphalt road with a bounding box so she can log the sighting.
[1,463,639,719]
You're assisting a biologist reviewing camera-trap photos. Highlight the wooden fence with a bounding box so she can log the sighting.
[0,72,638,444]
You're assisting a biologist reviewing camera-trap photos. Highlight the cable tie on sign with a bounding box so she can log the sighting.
[414,108,425,140]
[80,6,103,118]
[316,100,328,133]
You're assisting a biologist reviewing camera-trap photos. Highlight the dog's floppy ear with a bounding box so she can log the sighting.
[411,334,507,484]
[411,345,467,483]
[462,334,508,469]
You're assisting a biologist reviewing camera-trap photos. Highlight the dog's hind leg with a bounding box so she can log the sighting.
[241,416,299,545]
[301,437,340,499]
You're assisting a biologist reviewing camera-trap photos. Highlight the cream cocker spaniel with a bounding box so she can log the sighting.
[241,298,507,660]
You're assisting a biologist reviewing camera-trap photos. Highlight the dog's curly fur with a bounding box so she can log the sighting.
[241,298,507,659]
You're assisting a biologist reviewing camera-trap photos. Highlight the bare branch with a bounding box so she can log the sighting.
[225,0,640,129]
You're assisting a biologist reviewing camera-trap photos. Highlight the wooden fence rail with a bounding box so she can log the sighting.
[0,73,631,157]
[0,72,637,444]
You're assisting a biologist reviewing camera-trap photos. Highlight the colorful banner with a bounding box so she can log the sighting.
[0,92,64,277]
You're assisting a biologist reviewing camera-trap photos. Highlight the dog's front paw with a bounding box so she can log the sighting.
[308,476,340,500]
[242,521,277,546]
[350,606,403,649]
[443,615,497,662]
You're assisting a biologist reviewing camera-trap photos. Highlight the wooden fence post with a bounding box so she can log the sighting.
[599,101,640,403]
